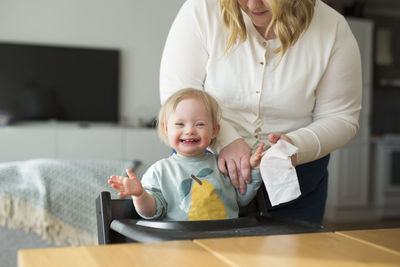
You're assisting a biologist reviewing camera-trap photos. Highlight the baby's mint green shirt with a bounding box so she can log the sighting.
[139,153,262,220]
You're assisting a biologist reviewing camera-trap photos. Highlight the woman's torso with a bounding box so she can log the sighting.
[195,0,341,149]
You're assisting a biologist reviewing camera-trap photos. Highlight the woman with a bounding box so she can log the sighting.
[159,0,362,225]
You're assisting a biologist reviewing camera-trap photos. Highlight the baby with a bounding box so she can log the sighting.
[109,88,265,220]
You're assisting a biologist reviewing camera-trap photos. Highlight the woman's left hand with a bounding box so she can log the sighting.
[268,133,297,167]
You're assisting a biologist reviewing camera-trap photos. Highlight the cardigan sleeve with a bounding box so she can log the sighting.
[159,0,208,103]
[286,18,362,164]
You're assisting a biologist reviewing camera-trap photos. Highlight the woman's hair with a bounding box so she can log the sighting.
[157,88,221,148]
[219,0,316,61]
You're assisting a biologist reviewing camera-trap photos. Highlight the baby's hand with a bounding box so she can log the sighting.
[250,142,266,170]
[108,169,144,197]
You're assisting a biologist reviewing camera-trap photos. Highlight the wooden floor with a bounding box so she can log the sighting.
[323,218,400,231]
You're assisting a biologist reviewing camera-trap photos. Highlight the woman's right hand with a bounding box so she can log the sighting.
[268,133,297,166]
[108,169,144,197]
[218,138,251,194]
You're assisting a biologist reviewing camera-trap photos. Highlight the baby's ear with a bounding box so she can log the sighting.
[162,121,168,134]
[160,121,169,143]
[213,123,221,138]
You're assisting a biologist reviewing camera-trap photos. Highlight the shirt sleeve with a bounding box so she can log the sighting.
[139,166,168,220]
[235,169,262,207]
[286,18,362,164]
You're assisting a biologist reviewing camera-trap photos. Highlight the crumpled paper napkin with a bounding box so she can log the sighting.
[260,139,301,206]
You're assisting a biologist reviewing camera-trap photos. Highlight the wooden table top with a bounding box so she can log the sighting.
[18,240,230,267]
[194,232,400,267]
[18,229,400,267]
[336,228,400,256]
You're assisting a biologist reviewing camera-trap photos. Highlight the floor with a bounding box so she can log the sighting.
[0,226,55,267]
[322,218,400,232]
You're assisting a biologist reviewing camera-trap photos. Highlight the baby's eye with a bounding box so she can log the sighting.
[175,122,184,126]
[196,122,205,127]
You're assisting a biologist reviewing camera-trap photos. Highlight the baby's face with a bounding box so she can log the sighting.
[166,97,218,158]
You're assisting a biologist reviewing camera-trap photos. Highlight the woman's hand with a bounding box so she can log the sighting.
[268,133,297,166]
[108,169,144,197]
[218,138,251,194]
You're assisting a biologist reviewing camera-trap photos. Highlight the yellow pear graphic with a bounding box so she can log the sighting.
[179,168,228,221]
[188,180,227,221]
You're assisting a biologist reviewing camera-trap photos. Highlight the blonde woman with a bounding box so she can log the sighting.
[160,0,362,225]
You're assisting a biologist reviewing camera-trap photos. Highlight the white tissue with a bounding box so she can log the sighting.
[260,139,301,206]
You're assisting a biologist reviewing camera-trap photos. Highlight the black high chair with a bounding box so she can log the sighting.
[96,190,324,244]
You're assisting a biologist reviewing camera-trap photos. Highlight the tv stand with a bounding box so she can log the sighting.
[9,120,119,127]
[0,124,171,175]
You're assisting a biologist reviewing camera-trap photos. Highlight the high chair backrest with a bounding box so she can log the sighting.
[96,191,139,244]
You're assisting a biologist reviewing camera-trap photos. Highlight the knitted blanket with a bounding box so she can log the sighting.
[0,158,140,246]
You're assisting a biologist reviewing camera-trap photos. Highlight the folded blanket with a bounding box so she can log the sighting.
[0,158,140,246]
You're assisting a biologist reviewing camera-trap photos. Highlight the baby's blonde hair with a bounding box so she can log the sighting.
[219,0,316,62]
[157,88,221,148]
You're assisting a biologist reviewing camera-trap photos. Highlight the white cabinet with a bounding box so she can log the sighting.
[0,124,171,175]
[329,140,369,206]
[325,18,376,222]
[0,126,56,161]
[374,136,400,218]
[56,126,125,160]
[124,128,172,171]
[326,140,375,221]
[349,17,374,143]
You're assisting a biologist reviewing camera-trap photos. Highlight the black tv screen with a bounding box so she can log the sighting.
[0,42,120,123]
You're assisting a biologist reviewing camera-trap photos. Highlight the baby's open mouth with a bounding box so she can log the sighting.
[180,138,200,144]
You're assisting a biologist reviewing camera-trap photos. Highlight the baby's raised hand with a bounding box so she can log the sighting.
[108,169,144,197]
[250,142,266,170]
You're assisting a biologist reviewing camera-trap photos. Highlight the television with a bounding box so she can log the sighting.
[0,42,120,124]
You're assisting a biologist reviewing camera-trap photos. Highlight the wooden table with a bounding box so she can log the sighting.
[194,231,400,266]
[18,228,400,267]
[18,240,230,267]
[336,228,400,256]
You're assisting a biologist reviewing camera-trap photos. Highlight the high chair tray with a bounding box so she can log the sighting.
[110,215,324,243]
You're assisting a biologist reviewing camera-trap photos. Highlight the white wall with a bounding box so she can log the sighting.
[0,0,185,125]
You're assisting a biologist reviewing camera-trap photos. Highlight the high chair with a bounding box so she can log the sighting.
[96,190,324,244]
